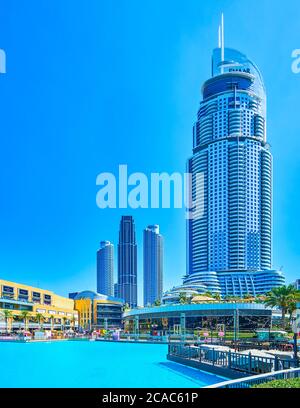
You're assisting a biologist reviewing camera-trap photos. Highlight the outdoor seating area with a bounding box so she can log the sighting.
[167,342,298,377]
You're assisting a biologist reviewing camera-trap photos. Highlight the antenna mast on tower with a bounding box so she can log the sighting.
[220,13,225,73]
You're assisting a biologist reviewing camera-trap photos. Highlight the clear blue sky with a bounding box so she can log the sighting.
[0,0,300,304]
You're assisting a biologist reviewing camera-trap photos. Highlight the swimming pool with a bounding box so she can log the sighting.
[0,340,227,388]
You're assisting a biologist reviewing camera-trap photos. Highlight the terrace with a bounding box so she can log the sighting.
[167,342,298,379]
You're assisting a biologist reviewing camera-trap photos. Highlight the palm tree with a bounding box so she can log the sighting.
[123,303,131,312]
[212,293,221,301]
[35,313,44,330]
[20,311,31,331]
[264,285,300,329]
[62,317,67,332]
[179,292,189,304]
[70,316,76,329]
[2,310,13,334]
[154,299,161,307]
[254,295,267,304]
[50,315,55,331]
[287,301,297,322]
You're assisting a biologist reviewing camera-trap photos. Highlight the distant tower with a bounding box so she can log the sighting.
[97,241,114,296]
[117,216,137,308]
[143,225,163,306]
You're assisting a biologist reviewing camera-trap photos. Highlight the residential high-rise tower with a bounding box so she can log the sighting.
[97,241,114,296]
[117,216,137,307]
[185,19,285,297]
[143,225,163,306]
[164,18,285,301]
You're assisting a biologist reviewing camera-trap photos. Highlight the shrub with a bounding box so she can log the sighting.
[253,378,300,388]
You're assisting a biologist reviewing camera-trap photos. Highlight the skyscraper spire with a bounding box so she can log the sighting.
[221,13,224,73]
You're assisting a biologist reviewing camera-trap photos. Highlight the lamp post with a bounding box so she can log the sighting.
[292,317,299,367]
[233,303,239,350]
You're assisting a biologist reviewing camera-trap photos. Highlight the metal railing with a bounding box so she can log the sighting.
[204,367,300,388]
[168,343,297,375]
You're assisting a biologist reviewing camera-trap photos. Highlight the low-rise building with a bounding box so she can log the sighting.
[0,279,78,332]
[123,302,272,337]
[70,290,124,331]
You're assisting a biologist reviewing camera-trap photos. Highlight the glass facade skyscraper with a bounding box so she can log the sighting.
[97,241,114,296]
[116,216,137,307]
[143,225,163,306]
[184,46,285,297]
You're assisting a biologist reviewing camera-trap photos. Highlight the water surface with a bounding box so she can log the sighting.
[0,340,227,387]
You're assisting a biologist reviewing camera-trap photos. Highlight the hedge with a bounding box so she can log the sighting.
[253,378,300,388]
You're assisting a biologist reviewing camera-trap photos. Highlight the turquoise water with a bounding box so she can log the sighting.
[0,340,226,388]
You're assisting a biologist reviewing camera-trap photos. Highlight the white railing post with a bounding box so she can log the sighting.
[248,352,252,374]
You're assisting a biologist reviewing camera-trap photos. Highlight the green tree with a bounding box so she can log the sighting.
[179,292,189,304]
[123,303,131,312]
[70,316,76,329]
[254,295,266,304]
[264,285,300,329]
[154,299,161,307]
[50,315,55,331]
[35,313,44,330]
[62,317,67,332]
[20,311,31,331]
[224,295,242,302]
[287,301,297,322]
[1,310,13,334]
[212,293,221,301]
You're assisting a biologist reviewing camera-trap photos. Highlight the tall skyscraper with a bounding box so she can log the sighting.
[184,19,285,297]
[97,241,114,296]
[117,216,137,307]
[143,225,163,306]
[164,18,285,300]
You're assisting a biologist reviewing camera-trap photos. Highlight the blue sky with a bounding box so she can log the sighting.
[0,0,300,304]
